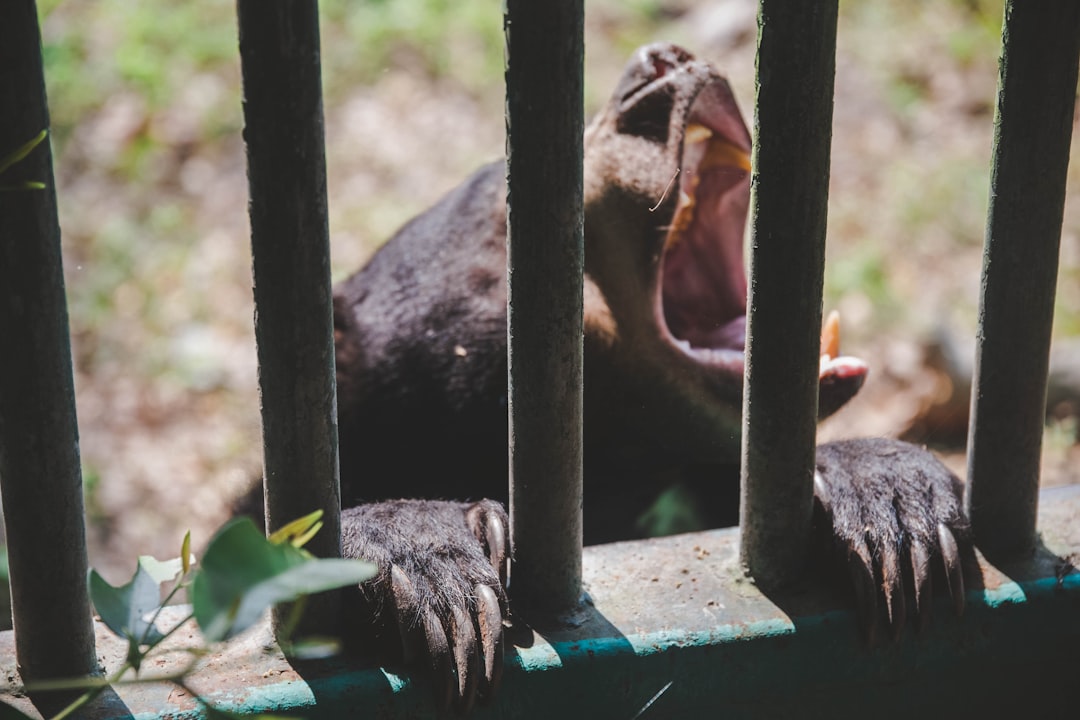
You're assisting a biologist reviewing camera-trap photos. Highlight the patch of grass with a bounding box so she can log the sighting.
[945,0,1004,64]
[39,0,238,140]
[319,0,505,100]
[825,244,902,327]
[1056,265,1080,337]
[316,0,676,108]
[894,157,989,250]
[82,465,106,526]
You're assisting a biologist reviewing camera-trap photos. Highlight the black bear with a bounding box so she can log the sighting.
[327,43,968,711]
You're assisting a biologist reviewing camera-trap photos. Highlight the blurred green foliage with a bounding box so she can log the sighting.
[38,0,675,146]
[33,0,684,376]
[319,0,503,98]
[38,0,239,140]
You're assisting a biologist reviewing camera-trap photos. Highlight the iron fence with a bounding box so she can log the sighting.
[0,0,1076,702]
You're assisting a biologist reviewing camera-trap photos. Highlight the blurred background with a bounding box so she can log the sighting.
[10,0,1079,583]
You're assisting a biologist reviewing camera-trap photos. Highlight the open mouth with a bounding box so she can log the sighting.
[660,113,751,366]
[641,65,868,414]
[652,77,752,374]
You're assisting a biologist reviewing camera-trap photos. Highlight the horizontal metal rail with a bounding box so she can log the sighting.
[6,484,1078,718]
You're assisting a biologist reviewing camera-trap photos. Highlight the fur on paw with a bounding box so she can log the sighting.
[341,498,509,713]
[814,438,970,642]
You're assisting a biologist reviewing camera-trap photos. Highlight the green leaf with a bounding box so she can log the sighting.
[191,518,376,642]
[138,555,186,585]
[88,556,175,646]
[0,181,46,192]
[0,130,47,175]
[181,531,192,574]
[289,520,323,550]
[267,509,323,548]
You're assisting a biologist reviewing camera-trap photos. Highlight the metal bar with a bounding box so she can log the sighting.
[0,0,97,682]
[236,0,341,633]
[740,0,839,587]
[504,0,585,624]
[966,1,1080,559]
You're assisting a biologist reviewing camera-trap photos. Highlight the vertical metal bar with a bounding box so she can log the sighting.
[740,0,838,587]
[237,0,341,633]
[0,0,98,681]
[504,0,585,623]
[966,1,1080,558]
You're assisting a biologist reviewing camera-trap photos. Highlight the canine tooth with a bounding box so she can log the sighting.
[820,309,840,360]
[700,137,752,173]
[667,192,696,239]
[685,123,714,144]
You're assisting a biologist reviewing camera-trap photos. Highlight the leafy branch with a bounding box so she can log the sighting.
[1,511,375,720]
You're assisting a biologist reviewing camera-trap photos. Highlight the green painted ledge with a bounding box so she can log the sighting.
[3,484,1079,719]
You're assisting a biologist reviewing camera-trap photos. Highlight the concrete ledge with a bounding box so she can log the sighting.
[3,485,1078,719]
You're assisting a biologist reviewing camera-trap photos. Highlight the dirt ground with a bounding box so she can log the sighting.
[15,0,1080,579]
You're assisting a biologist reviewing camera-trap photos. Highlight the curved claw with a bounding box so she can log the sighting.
[909,539,933,633]
[812,470,832,515]
[486,512,508,589]
[389,564,420,663]
[475,583,505,700]
[879,539,906,639]
[450,605,479,714]
[848,534,878,645]
[421,607,454,712]
[467,501,509,589]
[938,522,965,617]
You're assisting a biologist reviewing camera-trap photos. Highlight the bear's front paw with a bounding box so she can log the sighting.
[814,438,970,642]
[341,498,509,713]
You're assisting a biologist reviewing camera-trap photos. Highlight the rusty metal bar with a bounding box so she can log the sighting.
[0,0,98,682]
[236,0,341,633]
[504,0,586,624]
[966,1,1080,559]
[740,0,838,587]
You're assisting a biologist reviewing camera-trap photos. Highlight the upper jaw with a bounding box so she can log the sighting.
[613,44,749,153]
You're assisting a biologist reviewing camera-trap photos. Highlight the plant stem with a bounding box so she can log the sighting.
[48,662,130,720]
[139,565,193,648]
